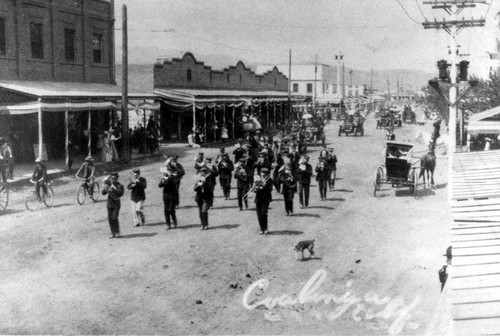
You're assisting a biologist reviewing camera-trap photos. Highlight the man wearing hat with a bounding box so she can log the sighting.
[166,155,185,207]
[279,163,297,216]
[102,172,125,238]
[127,168,147,227]
[194,152,205,173]
[158,165,179,229]
[232,139,247,163]
[273,152,285,193]
[31,157,48,200]
[215,147,226,165]
[254,167,273,235]
[326,148,337,191]
[296,155,313,208]
[234,157,250,211]
[75,156,96,197]
[204,158,219,193]
[218,152,234,200]
[316,156,330,201]
[194,165,215,230]
[252,151,271,176]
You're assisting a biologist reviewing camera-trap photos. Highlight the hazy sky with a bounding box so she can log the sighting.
[114,0,500,76]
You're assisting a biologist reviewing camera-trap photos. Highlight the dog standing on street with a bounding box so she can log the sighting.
[292,239,315,260]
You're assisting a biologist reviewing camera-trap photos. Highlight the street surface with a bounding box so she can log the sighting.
[0,113,450,335]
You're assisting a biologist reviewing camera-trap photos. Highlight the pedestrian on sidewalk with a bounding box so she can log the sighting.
[221,124,229,142]
[254,167,273,235]
[2,138,14,180]
[158,166,178,229]
[102,172,125,238]
[127,168,147,227]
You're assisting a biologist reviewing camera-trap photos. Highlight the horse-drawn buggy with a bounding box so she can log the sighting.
[374,141,418,196]
[339,114,364,136]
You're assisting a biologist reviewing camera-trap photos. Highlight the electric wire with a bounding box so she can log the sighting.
[415,0,429,20]
[395,0,422,24]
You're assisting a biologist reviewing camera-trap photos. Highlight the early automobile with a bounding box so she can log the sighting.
[302,116,326,146]
[339,115,364,136]
[276,133,306,155]
[373,141,418,196]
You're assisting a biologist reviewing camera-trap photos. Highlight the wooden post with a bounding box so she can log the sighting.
[266,100,270,129]
[274,102,276,129]
[232,106,235,139]
[143,103,147,157]
[88,109,92,157]
[213,107,216,143]
[65,107,69,169]
[37,97,43,159]
[121,4,129,161]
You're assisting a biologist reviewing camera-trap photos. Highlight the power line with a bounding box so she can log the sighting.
[484,0,493,18]
[415,0,429,20]
[395,0,422,24]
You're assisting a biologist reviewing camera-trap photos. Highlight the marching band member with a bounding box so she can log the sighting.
[253,167,273,235]
[166,155,184,207]
[158,165,179,229]
[194,165,215,230]
[204,158,219,194]
[273,152,285,193]
[218,152,234,200]
[127,168,147,227]
[102,172,125,238]
[232,138,247,163]
[194,152,205,173]
[279,164,297,216]
[234,157,250,211]
[326,147,338,191]
[215,147,226,165]
[316,156,330,201]
[252,152,271,177]
[296,155,313,208]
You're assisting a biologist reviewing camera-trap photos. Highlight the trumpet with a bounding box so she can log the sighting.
[193,172,211,192]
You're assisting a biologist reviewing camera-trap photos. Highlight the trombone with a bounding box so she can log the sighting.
[243,173,271,201]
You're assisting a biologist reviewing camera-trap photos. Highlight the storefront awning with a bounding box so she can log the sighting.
[0,80,159,115]
[468,105,500,122]
[155,87,305,110]
[467,121,500,133]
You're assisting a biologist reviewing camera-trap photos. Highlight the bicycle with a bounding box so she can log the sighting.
[0,182,9,211]
[76,177,100,205]
[25,180,54,211]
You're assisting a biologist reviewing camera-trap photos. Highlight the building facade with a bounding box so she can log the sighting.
[0,0,114,84]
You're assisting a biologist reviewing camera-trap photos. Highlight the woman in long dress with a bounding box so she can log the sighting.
[103,131,113,162]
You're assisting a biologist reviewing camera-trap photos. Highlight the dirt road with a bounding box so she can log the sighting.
[0,113,450,335]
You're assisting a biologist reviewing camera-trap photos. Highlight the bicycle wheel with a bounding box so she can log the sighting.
[25,190,40,211]
[0,184,8,211]
[77,184,87,205]
[44,187,55,208]
[90,182,100,202]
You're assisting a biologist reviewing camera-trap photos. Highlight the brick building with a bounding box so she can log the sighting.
[0,0,157,163]
[154,52,303,142]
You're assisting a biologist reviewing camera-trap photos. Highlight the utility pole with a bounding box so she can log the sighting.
[288,49,292,123]
[335,52,344,115]
[349,70,353,86]
[423,0,486,202]
[120,4,129,161]
[314,54,317,111]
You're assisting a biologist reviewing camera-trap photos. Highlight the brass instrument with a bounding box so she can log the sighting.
[279,171,297,189]
[103,176,120,201]
[243,174,271,200]
[193,171,211,192]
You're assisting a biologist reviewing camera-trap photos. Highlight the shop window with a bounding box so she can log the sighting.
[227,73,230,83]
[307,83,313,93]
[30,22,44,59]
[187,69,192,82]
[92,33,103,63]
[293,83,298,92]
[64,28,76,62]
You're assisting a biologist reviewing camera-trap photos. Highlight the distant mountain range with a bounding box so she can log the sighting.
[116,51,434,94]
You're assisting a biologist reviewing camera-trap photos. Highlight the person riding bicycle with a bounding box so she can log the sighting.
[75,156,96,195]
[31,157,48,200]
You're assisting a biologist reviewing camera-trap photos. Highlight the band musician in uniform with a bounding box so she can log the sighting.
[218,152,234,200]
[316,156,330,201]
[102,172,125,238]
[234,157,250,211]
[127,168,147,227]
[158,165,179,229]
[252,167,273,235]
[194,165,215,230]
[279,164,297,216]
[297,155,313,208]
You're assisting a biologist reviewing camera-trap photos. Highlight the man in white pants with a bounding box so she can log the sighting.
[127,168,147,226]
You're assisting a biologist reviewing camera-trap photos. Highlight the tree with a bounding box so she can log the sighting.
[417,81,450,123]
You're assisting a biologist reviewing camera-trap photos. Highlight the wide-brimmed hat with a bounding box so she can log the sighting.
[85,156,95,162]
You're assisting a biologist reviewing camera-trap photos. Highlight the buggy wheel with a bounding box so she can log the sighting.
[25,190,40,211]
[90,182,100,202]
[0,184,8,211]
[374,168,383,196]
[77,185,87,205]
[43,187,54,208]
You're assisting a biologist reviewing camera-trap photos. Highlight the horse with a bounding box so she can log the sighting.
[419,151,436,188]
[414,129,449,155]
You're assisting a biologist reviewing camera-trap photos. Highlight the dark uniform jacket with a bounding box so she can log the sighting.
[102,182,125,208]
[252,158,271,176]
[315,162,331,181]
[296,163,313,185]
[233,147,246,162]
[194,178,215,205]
[326,154,337,171]
[218,159,234,179]
[158,175,179,201]
[254,176,273,204]
[127,176,147,202]
[32,164,48,182]
[234,165,249,189]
